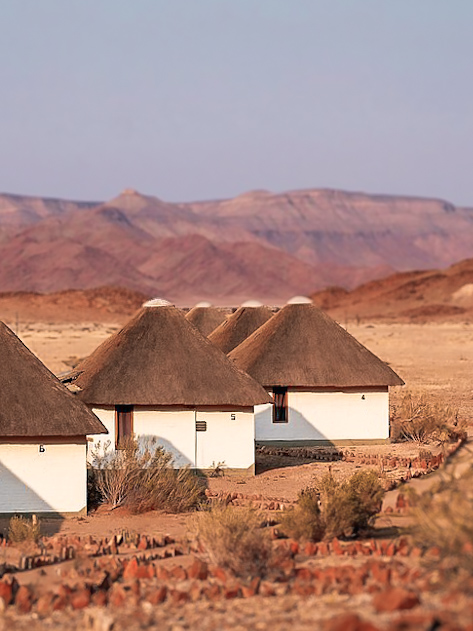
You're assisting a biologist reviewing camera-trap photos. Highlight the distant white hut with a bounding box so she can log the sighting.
[208,301,273,355]
[185,302,227,337]
[67,299,271,472]
[0,322,106,516]
[229,297,404,445]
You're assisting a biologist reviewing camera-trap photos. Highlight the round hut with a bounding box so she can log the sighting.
[185,302,227,337]
[67,299,271,472]
[229,297,404,445]
[208,300,273,355]
[0,322,106,515]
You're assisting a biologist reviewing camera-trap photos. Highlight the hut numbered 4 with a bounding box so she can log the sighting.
[66,299,271,473]
[229,297,404,446]
[0,322,106,516]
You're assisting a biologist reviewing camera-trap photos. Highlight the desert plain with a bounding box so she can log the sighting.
[0,302,472,630]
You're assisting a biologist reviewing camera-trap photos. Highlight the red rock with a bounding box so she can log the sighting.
[147,586,167,604]
[210,565,228,583]
[136,564,155,579]
[36,591,54,616]
[295,567,312,581]
[123,557,139,580]
[289,540,300,555]
[304,541,318,556]
[259,581,277,597]
[188,558,209,580]
[370,562,391,586]
[171,565,187,581]
[332,538,344,555]
[170,589,190,604]
[318,542,330,555]
[92,590,108,606]
[410,546,423,558]
[204,584,222,601]
[109,585,127,607]
[71,588,91,610]
[156,566,170,581]
[138,536,148,550]
[0,580,13,606]
[426,546,441,557]
[224,583,241,599]
[324,612,380,631]
[372,587,420,612]
[15,585,32,614]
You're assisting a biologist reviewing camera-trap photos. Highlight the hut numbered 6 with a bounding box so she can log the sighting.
[0,322,106,516]
[66,299,271,473]
[229,297,404,446]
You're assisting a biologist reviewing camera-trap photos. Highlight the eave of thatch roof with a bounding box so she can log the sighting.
[208,305,274,354]
[228,303,404,388]
[185,306,227,337]
[71,305,272,407]
[0,322,107,437]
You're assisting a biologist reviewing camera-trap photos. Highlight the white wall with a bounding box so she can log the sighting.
[0,441,86,514]
[134,409,196,467]
[196,410,254,470]
[88,407,255,470]
[255,389,389,442]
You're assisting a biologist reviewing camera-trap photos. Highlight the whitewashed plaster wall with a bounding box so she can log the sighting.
[0,441,87,514]
[89,407,255,470]
[255,389,390,442]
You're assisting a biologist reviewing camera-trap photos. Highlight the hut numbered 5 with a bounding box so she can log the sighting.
[66,299,271,472]
[0,322,106,516]
[229,297,404,445]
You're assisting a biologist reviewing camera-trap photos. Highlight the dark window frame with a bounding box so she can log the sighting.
[272,387,288,423]
[115,405,134,448]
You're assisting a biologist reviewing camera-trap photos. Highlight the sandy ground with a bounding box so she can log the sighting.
[3,320,472,629]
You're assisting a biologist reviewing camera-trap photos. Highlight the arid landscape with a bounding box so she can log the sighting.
[0,291,472,630]
[1,188,473,303]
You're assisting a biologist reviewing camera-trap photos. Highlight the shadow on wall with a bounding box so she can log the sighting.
[255,407,341,473]
[0,461,64,538]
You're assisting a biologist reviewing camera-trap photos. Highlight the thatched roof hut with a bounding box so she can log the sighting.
[70,300,271,407]
[0,322,106,437]
[208,302,273,355]
[185,302,227,337]
[228,301,404,388]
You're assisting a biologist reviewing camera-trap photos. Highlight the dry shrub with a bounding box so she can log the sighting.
[89,437,205,513]
[391,392,463,444]
[412,468,473,575]
[281,488,324,541]
[191,505,273,578]
[283,470,384,541]
[8,515,41,543]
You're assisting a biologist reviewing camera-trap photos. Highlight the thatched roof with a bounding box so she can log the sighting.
[0,322,106,437]
[70,302,271,407]
[228,302,404,388]
[185,305,227,337]
[208,305,273,354]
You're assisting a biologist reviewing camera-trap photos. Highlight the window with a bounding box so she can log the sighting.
[272,387,288,423]
[115,405,134,447]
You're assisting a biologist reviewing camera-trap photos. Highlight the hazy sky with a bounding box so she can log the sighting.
[1,1,472,204]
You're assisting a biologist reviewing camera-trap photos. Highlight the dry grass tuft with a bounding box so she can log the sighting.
[283,470,384,541]
[391,391,464,444]
[191,505,273,578]
[8,515,41,543]
[411,467,473,575]
[89,437,205,513]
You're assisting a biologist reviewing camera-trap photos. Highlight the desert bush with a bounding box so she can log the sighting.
[191,505,273,578]
[283,470,384,541]
[8,515,41,543]
[391,392,463,444]
[411,468,473,575]
[281,487,324,541]
[89,437,205,513]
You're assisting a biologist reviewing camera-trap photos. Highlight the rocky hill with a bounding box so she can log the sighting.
[1,187,472,303]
